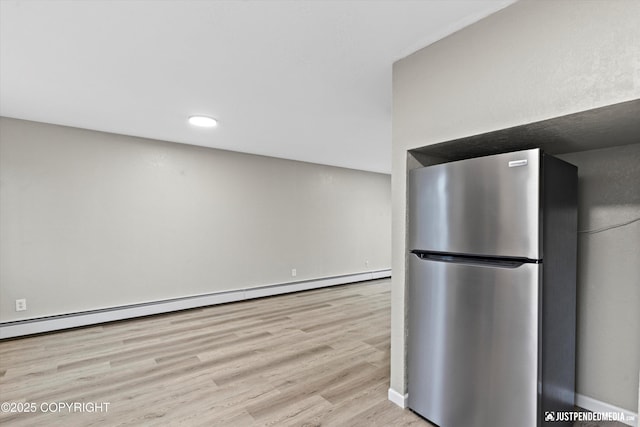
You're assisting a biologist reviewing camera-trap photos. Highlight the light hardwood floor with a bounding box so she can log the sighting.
[0,279,628,427]
[0,279,428,426]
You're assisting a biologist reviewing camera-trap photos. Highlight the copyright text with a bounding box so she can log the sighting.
[1,401,110,413]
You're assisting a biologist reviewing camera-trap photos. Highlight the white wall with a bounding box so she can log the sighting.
[392,0,640,413]
[0,117,391,322]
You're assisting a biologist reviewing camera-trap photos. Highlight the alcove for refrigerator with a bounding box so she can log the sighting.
[407,148,577,427]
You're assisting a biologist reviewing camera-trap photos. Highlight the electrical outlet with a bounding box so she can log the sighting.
[15,299,27,312]
[291,268,297,277]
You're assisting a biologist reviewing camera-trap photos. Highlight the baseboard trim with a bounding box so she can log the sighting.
[0,269,391,340]
[388,388,408,409]
[576,393,638,427]
[388,390,638,425]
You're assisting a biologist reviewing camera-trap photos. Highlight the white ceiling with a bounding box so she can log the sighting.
[0,0,515,173]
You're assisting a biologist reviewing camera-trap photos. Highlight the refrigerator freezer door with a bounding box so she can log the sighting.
[408,149,541,259]
[408,255,539,427]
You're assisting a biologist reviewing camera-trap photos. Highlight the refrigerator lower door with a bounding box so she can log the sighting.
[408,255,540,427]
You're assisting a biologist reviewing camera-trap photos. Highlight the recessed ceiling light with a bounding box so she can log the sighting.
[188,115,218,127]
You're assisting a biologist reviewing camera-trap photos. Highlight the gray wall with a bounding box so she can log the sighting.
[558,145,640,412]
[392,0,640,413]
[0,117,391,322]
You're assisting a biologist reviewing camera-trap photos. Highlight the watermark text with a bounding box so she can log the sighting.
[1,401,110,414]
[544,410,635,423]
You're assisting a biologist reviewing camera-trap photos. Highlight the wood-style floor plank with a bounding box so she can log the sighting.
[0,279,620,426]
[0,279,429,426]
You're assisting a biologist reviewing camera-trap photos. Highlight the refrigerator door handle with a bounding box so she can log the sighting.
[410,250,538,269]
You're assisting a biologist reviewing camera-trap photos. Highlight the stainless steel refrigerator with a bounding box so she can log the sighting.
[407,148,577,427]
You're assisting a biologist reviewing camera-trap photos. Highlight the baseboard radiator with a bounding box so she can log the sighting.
[0,269,391,340]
